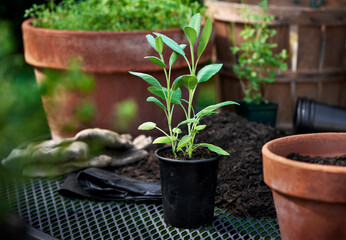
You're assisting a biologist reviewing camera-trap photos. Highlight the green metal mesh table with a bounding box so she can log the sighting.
[4,175,280,239]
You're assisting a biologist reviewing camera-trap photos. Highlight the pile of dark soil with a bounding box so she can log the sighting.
[114,111,288,218]
[287,153,346,166]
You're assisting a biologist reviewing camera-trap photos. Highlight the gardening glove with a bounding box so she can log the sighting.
[58,168,161,201]
[2,128,152,177]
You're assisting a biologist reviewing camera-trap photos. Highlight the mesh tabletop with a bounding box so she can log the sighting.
[4,175,280,240]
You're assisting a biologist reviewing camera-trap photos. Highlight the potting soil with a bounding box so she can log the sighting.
[287,153,346,166]
[113,111,288,218]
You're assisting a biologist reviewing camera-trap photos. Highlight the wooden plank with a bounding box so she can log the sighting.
[269,25,291,68]
[214,21,234,63]
[321,25,346,69]
[297,26,322,70]
[206,1,346,26]
[264,82,293,128]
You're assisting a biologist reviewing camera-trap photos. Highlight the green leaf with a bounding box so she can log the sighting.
[198,143,229,155]
[145,56,166,69]
[196,101,239,118]
[183,26,197,46]
[148,86,181,105]
[138,122,156,130]
[153,136,171,144]
[129,71,162,89]
[172,75,198,91]
[155,36,163,54]
[146,34,157,52]
[189,13,201,37]
[153,32,185,56]
[173,128,182,134]
[169,44,187,66]
[146,96,166,111]
[178,118,199,127]
[148,86,166,101]
[171,88,182,105]
[197,64,223,83]
[177,135,192,151]
[195,125,206,131]
[197,18,212,58]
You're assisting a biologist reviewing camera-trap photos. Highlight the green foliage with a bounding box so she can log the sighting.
[130,13,238,159]
[25,0,206,31]
[231,0,288,105]
[39,59,96,131]
[113,99,138,132]
[0,20,50,158]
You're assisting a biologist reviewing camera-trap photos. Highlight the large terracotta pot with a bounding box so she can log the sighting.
[262,133,346,240]
[22,18,213,139]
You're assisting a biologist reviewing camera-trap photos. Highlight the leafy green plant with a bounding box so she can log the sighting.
[39,58,96,131]
[231,0,288,105]
[130,13,238,159]
[24,0,205,31]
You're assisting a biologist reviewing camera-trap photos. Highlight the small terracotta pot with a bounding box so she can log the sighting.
[262,133,346,240]
[22,19,213,139]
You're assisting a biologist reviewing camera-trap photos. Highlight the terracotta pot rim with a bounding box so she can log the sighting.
[262,132,346,173]
[23,18,184,36]
[262,132,346,203]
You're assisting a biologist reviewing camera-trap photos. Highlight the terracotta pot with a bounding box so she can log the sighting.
[22,18,213,139]
[262,133,346,240]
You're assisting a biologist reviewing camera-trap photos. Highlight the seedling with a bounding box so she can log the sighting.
[130,13,238,158]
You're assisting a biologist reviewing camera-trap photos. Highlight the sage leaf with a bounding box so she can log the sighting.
[177,135,192,151]
[148,86,181,105]
[195,125,206,131]
[153,136,171,144]
[172,75,197,91]
[129,71,162,89]
[155,36,163,54]
[154,32,185,56]
[197,64,223,83]
[146,34,157,52]
[197,18,212,58]
[172,127,182,134]
[148,86,166,101]
[189,13,201,37]
[169,44,186,66]
[183,26,197,46]
[198,143,229,155]
[147,96,166,111]
[138,122,156,130]
[145,56,166,69]
[171,88,182,105]
[178,118,199,126]
[196,101,238,118]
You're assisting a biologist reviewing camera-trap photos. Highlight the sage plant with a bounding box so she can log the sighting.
[130,13,237,158]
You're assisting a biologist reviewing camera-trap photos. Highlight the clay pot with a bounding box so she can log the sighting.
[262,133,346,240]
[22,18,212,139]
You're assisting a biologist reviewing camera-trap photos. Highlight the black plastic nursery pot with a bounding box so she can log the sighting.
[155,146,219,229]
[294,97,346,133]
[235,101,278,127]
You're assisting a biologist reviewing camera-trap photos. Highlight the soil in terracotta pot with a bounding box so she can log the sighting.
[113,111,288,218]
[287,153,346,166]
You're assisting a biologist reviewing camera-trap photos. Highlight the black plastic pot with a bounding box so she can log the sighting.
[235,101,278,127]
[155,147,219,229]
[294,97,346,133]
